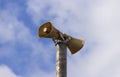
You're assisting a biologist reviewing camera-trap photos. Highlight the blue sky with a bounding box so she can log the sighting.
[0,0,120,77]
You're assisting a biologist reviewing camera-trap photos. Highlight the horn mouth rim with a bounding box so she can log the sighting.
[38,22,53,38]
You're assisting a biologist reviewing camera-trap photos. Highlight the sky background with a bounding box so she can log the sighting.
[0,0,120,77]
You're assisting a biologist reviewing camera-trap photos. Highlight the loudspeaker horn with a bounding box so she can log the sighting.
[39,22,60,40]
[67,37,84,54]
[62,33,84,54]
[38,22,85,54]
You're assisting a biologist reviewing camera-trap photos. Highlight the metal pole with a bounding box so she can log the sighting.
[56,43,67,77]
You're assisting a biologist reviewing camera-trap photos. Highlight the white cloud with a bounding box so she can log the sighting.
[26,68,55,77]
[0,3,55,77]
[0,8,34,58]
[67,0,120,77]
[0,65,22,77]
[0,4,46,57]
[27,0,120,77]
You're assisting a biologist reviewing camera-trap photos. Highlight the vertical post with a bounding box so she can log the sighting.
[56,43,67,77]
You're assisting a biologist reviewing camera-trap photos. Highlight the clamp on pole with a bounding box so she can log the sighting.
[52,32,71,46]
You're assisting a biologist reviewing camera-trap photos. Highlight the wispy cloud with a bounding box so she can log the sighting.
[0,65,22,77]
[0,1,55,76]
